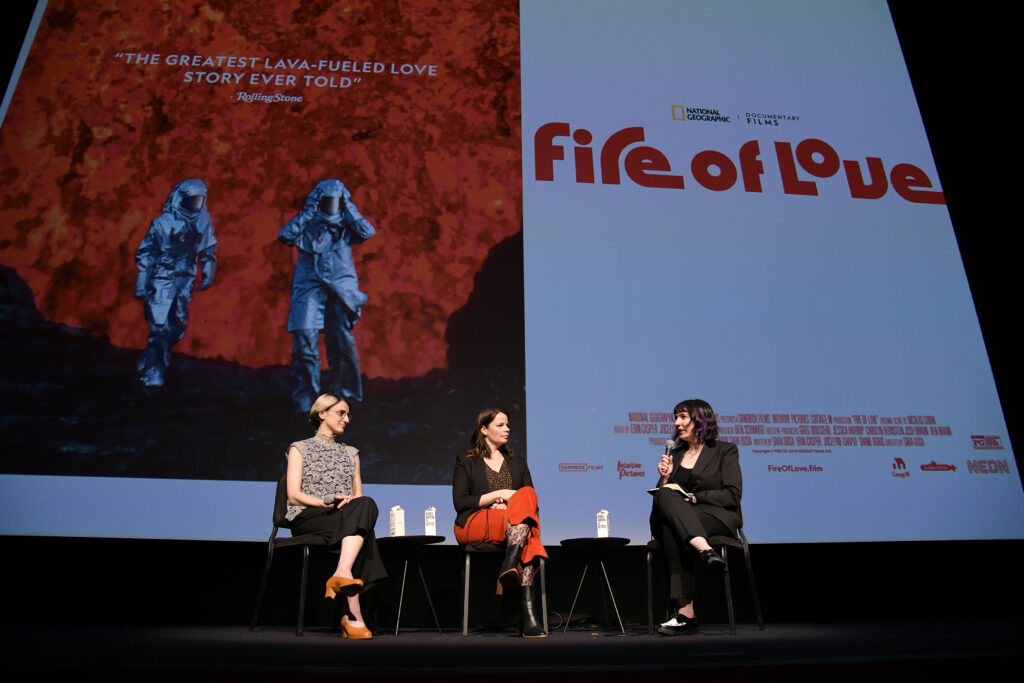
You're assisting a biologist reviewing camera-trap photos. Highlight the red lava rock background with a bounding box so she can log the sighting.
[0,0,522,379]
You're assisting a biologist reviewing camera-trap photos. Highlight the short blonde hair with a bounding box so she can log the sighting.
[308,394,347,427]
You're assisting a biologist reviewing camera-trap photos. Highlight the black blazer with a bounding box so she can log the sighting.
[452,452,534,527]
[666,439,743,532]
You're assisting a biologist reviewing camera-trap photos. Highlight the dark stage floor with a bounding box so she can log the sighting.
[5,619,1021,681]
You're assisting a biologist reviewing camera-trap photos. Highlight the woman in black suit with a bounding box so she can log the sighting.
[650,398,742,635]
[452,407,548,637]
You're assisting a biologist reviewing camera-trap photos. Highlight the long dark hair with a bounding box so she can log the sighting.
[673,398,719,443]
[465,407,515,458]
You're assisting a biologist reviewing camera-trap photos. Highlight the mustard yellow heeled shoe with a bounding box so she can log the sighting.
[325,576,364,599]
[341,616,373,640]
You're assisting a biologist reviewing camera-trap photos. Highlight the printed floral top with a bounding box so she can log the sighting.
[285,434,356,521]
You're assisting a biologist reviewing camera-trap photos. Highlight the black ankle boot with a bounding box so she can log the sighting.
[496,542,524,595]
[520,582,546,638]
[700,548,726,573]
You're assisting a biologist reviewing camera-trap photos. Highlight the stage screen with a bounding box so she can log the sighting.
[1,0,1021,543]
[0,0,525,539]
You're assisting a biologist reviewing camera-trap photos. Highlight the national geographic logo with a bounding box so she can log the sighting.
[672,105,731,123]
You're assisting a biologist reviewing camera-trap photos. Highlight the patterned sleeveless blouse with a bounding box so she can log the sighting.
[285,434,357,521]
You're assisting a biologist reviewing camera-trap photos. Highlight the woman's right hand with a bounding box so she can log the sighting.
[495,489,517,502]
[657,454,672,477]
[482,489,517,508]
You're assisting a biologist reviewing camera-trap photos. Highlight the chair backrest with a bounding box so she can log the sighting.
[272,474,291,529]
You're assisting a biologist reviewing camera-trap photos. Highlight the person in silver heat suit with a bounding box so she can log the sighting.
[278,179,375,411]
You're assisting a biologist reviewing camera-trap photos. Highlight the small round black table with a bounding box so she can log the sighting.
[560,537,630,634]
[376,535,445,634]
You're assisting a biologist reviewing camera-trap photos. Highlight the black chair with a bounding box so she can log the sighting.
[461,542,548,636]
[250,475,337,636]
[646,526,765,635]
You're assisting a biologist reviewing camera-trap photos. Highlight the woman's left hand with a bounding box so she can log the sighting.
[333,495,353,509]
[489,502,508,510]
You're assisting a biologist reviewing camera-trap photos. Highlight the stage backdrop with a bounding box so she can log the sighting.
[521,0,1022,543]
[2,0,1021,543]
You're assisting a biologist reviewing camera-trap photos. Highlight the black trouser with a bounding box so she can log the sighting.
[290,497,387,585]
[649,488,731,602]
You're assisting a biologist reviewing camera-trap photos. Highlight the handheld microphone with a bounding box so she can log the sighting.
[323,494,346,506]
[659,439,674,487]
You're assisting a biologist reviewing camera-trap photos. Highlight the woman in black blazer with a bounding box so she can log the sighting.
[650,398,742,635]
[452,408,548,637]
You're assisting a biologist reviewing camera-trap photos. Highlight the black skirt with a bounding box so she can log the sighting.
[289,496,387,585]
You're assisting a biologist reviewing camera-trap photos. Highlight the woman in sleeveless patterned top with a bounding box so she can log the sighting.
[286,394,386,639]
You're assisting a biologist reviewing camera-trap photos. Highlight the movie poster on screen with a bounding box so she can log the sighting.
[0,0,525,485]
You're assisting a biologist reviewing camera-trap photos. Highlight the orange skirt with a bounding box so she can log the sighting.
[454,486,547,565]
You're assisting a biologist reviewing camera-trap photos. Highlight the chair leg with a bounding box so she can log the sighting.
[462,552,471,636]
[250,543,275,631]
[739,529,765,630]
[720,546,735,635]
[416,562,443,635]
[297,546,310,636]
[539,557,549,635]
[646,549,654,635]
